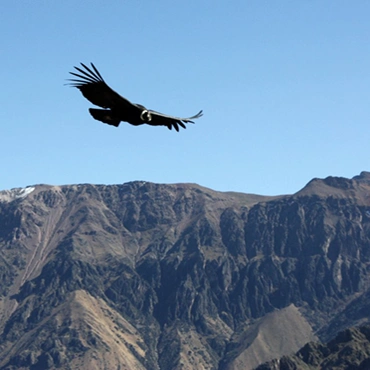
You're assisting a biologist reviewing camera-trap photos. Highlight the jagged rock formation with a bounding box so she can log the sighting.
[0,172,369,369]
[257,324,370,369]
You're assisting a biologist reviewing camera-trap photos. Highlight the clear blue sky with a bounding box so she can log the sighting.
[1,1,369,195]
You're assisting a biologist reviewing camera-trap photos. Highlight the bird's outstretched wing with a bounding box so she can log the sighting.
[148,110,203,131]
[67,63,135,110]
[68,63,203,131]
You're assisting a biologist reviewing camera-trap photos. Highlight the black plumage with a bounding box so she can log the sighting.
[68,63,203,131]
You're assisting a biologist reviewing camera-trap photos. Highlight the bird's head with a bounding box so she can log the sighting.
[140,110,152,122]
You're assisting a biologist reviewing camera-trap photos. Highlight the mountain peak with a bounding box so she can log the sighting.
[0,174,370,369]
[295,171,370,200]
[0,186,35,203]
[353,171,370,183]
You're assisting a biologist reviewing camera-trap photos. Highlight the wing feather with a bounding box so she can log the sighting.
[90,63,105,81]
[68,72,97,85]
[73,67,100,82]
[67,63,135,110]
[148,110,203,131]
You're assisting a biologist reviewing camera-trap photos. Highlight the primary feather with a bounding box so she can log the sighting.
[68,63,203,131]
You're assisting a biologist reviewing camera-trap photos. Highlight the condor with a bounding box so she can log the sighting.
[68,63,203,132]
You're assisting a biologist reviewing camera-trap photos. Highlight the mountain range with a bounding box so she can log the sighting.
[0,172,370,369]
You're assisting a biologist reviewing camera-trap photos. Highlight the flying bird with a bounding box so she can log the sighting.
[68,63,203,131]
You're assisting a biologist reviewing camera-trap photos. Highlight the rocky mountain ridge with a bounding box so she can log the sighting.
[257,323,370,369]
[0,172,369,369]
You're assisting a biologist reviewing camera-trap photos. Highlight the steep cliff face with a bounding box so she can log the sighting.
[0,173,369,369]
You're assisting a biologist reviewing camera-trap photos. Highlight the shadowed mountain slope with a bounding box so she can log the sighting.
[0,172,369,369]
[257,324,370,370]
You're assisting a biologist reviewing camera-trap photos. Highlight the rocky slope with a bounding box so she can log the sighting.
[257,324,370,369]
[0,172,369,369]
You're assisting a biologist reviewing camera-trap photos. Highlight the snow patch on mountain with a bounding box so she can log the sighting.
[0,186,35,202]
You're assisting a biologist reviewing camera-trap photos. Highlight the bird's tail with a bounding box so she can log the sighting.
[89,109,121,127]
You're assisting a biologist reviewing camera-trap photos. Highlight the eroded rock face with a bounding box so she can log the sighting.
[257,324,370,370]
[0,173,369,369]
